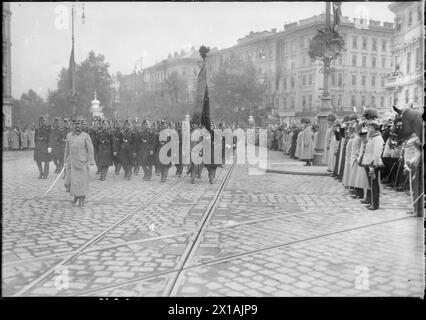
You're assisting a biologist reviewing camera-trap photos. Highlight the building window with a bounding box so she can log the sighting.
[338,54,343,65]
[290,96,295,109]
[351,95,356,107]
[405,89,409,103]
[407,52,411,73]
[361,96,366,106]
[308,74,312,85]
[362,38,367,50]
[372,57,377,68]
[283,77,287,90]
[382,40,387,52]
[362,75,366,86]
[381,57,386,68]
[331,73,336,86]
[291,77,295,89]
[283,97,287,111]
[362,56,367,67]
[352,74,356,85]
[338,95,342,107]
[308,95,312,108]
[414,87,419,103]
[303,75,306,86]
[371,96,375,107]
[381,77,385,87]
[396,17,402,32]
[415,47,421,69]
[352,55,357,66]
[338,73,343,87]
[302,96,306,108]
[371,75,376,86]
[380,96,384,107]
[372,39,377,51]
[395,55,400,71]
[408,11,412,27]
[352,37,357,49]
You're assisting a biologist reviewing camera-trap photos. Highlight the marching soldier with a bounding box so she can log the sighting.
[137,120,156,181]
[157,121,172,183]
[133,120,141,175]
[34,116,52,179]
[112,120,122,175]
[154,121,161,176]
[119,120,136,180]
[49,117,67,174]
[174,121,184,178]
[96,120,114,181]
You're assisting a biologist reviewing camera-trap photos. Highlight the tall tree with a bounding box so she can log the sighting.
[48,51,112,118]
[13,89,47,127]
[209,53,268,126]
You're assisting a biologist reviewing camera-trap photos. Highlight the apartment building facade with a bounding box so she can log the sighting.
[385,2,423,109]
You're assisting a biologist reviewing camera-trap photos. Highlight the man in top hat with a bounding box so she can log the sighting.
[34,116,52,179]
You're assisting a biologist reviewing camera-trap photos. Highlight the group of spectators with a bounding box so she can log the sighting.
[3,126,36,150]
[267,108,422,213]
[268,119,319,166]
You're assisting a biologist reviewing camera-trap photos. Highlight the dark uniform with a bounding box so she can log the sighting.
[136,124,156,180]
[157,122,173,183]
[174,122,184,177]
[119,122,136,180]
[49,119,67,174]
[96,123,115,181]
[132,123,141,175]
[112,122,122,175]
[34,117,52,179]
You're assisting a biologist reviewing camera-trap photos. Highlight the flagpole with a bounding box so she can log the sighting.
[71,4,76,116]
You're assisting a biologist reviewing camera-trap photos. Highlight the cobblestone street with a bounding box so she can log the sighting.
[2,150,424,297]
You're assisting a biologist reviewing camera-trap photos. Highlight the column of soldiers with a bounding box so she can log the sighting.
[34,115,231,185]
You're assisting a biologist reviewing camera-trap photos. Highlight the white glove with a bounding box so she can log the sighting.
[48,147,52,153]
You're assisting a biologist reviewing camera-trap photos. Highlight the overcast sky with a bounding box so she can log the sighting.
[10,1,395,99]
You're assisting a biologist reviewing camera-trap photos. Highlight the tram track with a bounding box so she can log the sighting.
[12,173,188,297]
[72,214,416,297]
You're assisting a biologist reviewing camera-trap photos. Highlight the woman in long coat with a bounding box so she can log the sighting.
[300,124,314,165]
[64,119,95,207]
[342,124,355,187]
[21,126,29,149]
[354,127,370,200]
[295,126,304,159]
[28,125,36,149]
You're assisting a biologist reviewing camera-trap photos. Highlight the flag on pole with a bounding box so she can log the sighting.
[197,45,211,132]
[332,2,342,29]
[69,44,76,95]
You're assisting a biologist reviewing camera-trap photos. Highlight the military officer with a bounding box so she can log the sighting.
[174,121,184,178]
[49,117,67,174]
[157,121,173,183]
[119,120,136,180]
[112,120,122,175]
[136,120,156,180]
[96,120,115,181]
[34,116,52,179]
[132,120,142,175]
